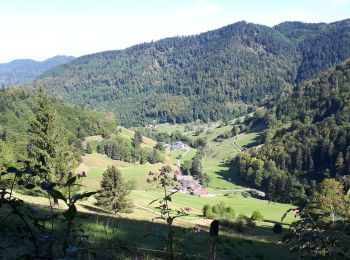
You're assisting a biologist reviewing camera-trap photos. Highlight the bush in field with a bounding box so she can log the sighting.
[202,202,235,220]
[233,214,256,232]
[203,204,214,218]
[250,210,264,222]
[224,206,236,220]
[161,165,172,173]
[85,143,93,154]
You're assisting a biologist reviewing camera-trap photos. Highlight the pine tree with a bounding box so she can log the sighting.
[96,166,132,213]
[96,145,104,154]
[0,140,15,171]
[132,130,143,148]
[27,88,77,185]
[86,143,93,154]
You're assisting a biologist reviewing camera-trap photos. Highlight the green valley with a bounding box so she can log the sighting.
[1,11,350,259]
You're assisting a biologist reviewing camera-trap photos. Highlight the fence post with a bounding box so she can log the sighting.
[209,220,219,260]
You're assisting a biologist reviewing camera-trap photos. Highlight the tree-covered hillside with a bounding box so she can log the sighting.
[34,20,350,126]
[235,59,350,204]
[0,87,117,167]
[276,19,350,81]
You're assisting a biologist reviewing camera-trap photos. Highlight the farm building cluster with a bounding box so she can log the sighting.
[164,141,188,151]
[173,171,208,197]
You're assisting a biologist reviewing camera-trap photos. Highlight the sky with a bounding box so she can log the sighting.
[0,0,349,63]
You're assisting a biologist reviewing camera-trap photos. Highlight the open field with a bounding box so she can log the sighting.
[152,121,264,190]
[4,121,298,259]
[0,195,295,259]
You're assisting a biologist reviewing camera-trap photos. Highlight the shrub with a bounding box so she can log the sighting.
[212,204,220,214]
[232,220,246,233]
[236,213,250,222]
[236,214,255,227]
[203,203,235,220]
[203,204,214,218]
[241,191,251,198]
[250,210,264,222]
[272,223,283,234]
[86,143,93,154]
[231,214,255,233]
[224,206,236,220]
[161,165,172,173]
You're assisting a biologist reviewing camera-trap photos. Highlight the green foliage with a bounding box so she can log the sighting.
[36,20,350,127]
[283,178,350,257]
[250,210,264,222]
[154,142,165,151]
[148,149,163,164]
[0,140,15,171]
[147,170,190,259]
[0,164,97,258]
[309,178,350,222]
[202,204,214,218]
[96,166,132,213]
[235,59,350,203]
[202,202,235,220]
[96,135,162,164]
[232,214,256,233]
[132,130,143,148]
[27,88,78,185]
[85,143,93,154]
[36,21,305,126]
[161,165,172,173]
[0,87,117,167]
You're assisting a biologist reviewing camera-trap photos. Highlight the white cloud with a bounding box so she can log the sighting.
[177,0,219,17]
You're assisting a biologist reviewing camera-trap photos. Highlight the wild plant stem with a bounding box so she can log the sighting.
[9,202,40,257]
[163,184,174,260]
[46,191,55,257]
[9,175,16,200]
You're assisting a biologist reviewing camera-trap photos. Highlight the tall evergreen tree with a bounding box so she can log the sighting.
[27,88,77,184]
[0,140,15,171]
[96,166,132,213]
[86,143,93,154]
[132,130,143,149]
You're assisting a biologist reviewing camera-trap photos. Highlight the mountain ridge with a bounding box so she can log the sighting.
[0,55,74,86]
[34,19,350,126]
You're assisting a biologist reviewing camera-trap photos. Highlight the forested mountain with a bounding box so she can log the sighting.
[275,19,350,81]
[34,20,350,126]
[235,59,350,204]
[0,87,117,167]
[0,55,74,86]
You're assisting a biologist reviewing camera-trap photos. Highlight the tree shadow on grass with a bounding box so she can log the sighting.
[211,161,247,188]
[81,212,295,260]
[80,204,114,215]
[241,131,263,149]
[0,203,296,259]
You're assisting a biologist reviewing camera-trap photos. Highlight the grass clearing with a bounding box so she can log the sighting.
[61,119,299,258]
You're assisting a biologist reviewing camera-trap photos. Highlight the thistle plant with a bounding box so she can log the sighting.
[147,170,190,259]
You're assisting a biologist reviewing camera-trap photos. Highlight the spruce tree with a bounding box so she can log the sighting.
[132,130,143,148]
[27,88,77,185]
[86,143,93,154]
[96,166,132,213]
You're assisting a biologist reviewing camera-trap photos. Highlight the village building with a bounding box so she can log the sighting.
[174,172,208,197]
[164,141,188,150]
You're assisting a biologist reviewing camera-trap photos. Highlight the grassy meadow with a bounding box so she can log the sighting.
[3,122,299,259]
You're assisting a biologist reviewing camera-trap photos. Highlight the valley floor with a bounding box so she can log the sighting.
[3,121,298,259]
